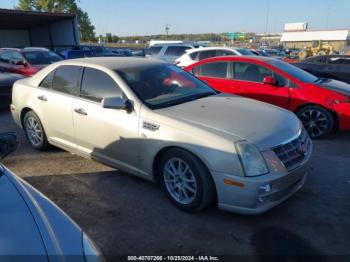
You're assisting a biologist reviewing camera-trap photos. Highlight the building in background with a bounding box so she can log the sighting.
[281,22,350,52]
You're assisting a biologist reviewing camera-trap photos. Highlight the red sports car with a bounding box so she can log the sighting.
[185,56,350,139]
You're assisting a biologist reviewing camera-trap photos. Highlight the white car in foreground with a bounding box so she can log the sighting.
[175,47,255,67]
[11,57,311,214]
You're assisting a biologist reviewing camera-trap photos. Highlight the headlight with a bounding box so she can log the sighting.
[235,141,269,177]
[83,233,103,262]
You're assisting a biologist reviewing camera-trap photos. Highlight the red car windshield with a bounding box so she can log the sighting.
[23,51,63,65]
[267,59,318,83]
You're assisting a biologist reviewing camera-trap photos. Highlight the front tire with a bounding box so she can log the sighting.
[23,111,49,150]
[159,149,215,212]
[297,105,334,139]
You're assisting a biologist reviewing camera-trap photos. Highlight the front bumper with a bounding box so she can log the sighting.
[212,163,309,215]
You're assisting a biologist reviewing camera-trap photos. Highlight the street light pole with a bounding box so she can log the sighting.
[265,0,270,46]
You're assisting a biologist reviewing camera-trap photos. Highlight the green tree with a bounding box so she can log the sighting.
[16,0,95,41]
[111,35,119,43]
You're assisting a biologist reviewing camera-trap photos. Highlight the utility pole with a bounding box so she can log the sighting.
[165,24,170,39]
[326,5,331,29]
[265,0,270,46]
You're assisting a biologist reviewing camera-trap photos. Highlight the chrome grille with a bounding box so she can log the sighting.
[273,129,312,171]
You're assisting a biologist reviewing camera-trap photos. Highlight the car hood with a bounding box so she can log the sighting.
[0,167,47,256]
[157,93,301,150]
[0,165,85,258]
[314,78,350,96]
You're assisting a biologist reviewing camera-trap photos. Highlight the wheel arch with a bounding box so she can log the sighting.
[20,107,34,127]
[152,146,212,183]
[294,103,339,130]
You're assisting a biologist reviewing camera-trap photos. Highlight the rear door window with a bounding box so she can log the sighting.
[217,50,235,57]
[194,62,229,78]
[198,50,217,61]
[189,52,199,60]
[52,65,82,95]
[164,46,191,57]
[148,46,162,55]
[81,68,123,102]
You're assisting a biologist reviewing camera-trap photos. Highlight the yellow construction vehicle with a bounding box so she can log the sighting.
[298,40,334,59]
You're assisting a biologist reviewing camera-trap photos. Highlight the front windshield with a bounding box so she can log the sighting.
[267,59,318,83]
[23,51,63,65]
[116,64,216,109]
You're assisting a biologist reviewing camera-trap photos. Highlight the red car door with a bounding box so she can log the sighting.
[229,61,290,109]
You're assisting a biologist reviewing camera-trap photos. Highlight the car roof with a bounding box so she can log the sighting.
[185,46,242,53]
[0,47,50,52]
[152,43,194,47]
[22,47,50,51]
[53,57,166,70]
[192,55,276,64]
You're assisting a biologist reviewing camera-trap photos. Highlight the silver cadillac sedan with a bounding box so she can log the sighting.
[11,57,312,214]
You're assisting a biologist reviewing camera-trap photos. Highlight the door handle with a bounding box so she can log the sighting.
[37,95,47,102]
[74,108,88,116]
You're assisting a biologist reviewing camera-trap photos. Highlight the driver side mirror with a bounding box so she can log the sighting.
[263,76,277,86]
[0,133,18,160]
[102,97,133,113]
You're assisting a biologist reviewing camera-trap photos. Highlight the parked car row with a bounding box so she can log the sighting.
[3,45,349,257]
[10,57,312,216]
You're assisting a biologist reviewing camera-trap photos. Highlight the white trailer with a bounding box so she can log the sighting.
[0,8,79,50]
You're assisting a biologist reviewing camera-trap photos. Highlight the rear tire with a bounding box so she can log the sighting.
[159,148,215,212]
[296,105,334,139]
[23,111,49,150]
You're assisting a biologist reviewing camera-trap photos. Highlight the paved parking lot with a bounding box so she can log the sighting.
[0,108,349,260]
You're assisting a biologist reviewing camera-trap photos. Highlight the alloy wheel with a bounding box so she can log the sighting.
[299,109,329,138]
[163,158,197,205]
[25,116,43,147]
